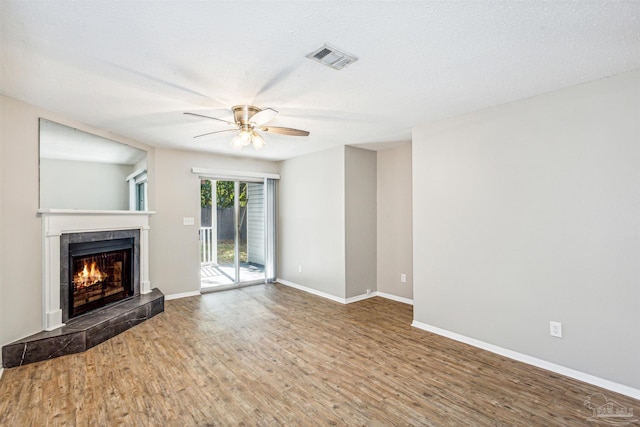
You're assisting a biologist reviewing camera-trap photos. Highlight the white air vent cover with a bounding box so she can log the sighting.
[306,44,358,70]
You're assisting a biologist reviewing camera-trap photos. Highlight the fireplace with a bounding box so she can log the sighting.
[68,237,134,318]
[36,210,153,331]
[1,210,164,369]
[60,229,141,323]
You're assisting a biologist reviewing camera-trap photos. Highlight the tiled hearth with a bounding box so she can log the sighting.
[1,209,163,368]
[2,289,163,368]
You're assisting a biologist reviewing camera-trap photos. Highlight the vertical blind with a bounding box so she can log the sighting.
[265,178,277,282]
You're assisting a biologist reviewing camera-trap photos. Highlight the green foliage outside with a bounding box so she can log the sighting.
[201,180,247,208]
[200,239,247,265]
[216,239,247,265]
[201,180,213,207]
[200,180,249,266]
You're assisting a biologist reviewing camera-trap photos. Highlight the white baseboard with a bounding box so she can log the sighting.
[412,320,640,400]
[276,279,413,306]
[0,368,3,380]
[376,292,413,305]
[138,280,640,399]
[164,290,201,301]
[276,279,349,304]
[345,293,376,304]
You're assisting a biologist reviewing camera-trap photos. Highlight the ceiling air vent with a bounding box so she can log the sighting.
[306,44,358,70]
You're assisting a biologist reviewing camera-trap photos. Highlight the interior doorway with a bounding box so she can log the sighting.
[200,179,267,290]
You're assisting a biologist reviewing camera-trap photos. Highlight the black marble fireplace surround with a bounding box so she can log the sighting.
[2,228,164,368]
[61,229,141,322]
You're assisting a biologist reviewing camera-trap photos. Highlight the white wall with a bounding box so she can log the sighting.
[151,148,278,296]
[412,70,640,388]
[278,147,346,298]
[345,146,377,298]
[133,157,147,173]
[0,96,50,367]
[278,146,377,300]
[0,96,5,369]
[40,159,132,210]
[377,143,413,300]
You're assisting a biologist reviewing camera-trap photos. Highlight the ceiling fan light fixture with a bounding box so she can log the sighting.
[231,134,244,150]
[232,129,260,150]
[188,104,309,151]
[239,130,252,146]
[251,131,265,150]
[231,130,251,148]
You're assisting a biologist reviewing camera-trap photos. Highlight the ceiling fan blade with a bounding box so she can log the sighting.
[250,108,278,126]
[259,126,310,136]
[184,112,235,126]
[194,128,238,138]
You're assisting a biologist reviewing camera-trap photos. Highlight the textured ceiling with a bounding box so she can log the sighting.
[1,1,639,161]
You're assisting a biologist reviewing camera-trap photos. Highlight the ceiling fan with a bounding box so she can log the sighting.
[184,105,310,150]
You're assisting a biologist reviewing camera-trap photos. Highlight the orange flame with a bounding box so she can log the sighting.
[73,262,108,288]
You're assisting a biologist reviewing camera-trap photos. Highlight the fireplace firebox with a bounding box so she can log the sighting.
[68,237,135,319]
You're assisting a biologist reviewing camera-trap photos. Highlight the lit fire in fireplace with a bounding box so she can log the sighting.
[73,262,108,289]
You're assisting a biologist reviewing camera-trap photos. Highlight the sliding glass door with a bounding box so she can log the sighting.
[200,178,272,290]
[239,182,267,283]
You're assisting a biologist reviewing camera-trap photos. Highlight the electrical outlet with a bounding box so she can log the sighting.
[298,265,302,273]
[550,321,562,338]
[400,274,407,283]
[366,288,371,295]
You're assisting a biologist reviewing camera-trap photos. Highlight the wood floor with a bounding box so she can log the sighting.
[0,284,637,426]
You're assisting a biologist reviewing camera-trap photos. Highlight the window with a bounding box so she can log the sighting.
[127,169,147,211]
[136,180,147,211]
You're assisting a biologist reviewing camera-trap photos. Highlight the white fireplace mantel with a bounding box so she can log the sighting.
[39,209,155,331]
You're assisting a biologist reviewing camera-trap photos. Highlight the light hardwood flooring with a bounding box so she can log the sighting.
[0,283,638,426]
